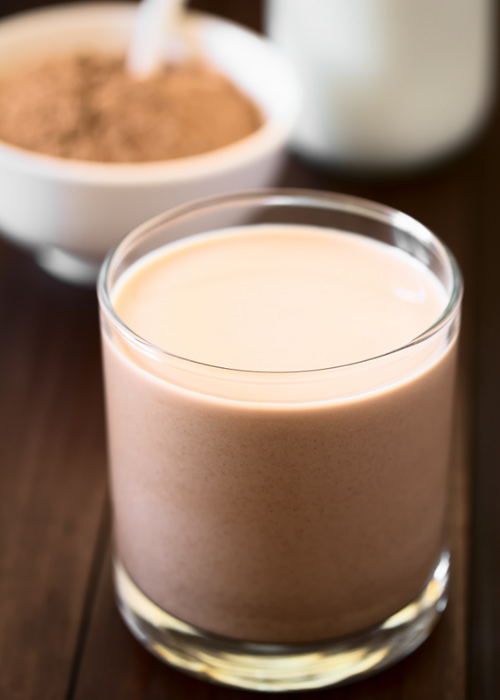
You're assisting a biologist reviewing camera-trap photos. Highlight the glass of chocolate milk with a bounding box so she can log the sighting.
[97,190,462,691]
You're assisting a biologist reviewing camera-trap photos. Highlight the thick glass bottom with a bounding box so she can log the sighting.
[114,551,449,692]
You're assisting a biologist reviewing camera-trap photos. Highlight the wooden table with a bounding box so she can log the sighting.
[0,1,498,698]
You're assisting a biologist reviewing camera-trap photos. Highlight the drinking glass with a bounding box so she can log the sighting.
[97,190,462,691]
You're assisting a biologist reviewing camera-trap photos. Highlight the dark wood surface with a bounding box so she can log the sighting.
[0,1,498,699]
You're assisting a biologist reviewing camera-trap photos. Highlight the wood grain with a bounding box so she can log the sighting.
[467,104,500,700]
[0,249,109,700]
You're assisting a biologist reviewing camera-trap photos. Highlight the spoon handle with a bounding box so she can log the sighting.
[126,0,185,79]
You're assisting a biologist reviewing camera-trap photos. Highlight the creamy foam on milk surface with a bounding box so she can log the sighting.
[113,225,447,371]
[105,224,457,643]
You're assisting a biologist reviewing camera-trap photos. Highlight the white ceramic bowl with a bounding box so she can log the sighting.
[0,2,299,283]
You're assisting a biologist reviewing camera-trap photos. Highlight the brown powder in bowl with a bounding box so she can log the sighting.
[0,53,264,163]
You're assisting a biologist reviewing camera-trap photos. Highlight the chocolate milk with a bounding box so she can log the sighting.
[102,225,458,643]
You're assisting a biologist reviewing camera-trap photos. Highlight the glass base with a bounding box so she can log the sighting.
[114,552,449,692]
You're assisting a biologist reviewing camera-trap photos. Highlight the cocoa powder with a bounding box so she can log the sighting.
[0,54,263,162]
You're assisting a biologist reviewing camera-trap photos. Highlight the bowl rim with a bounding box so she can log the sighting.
[0,2,299,184]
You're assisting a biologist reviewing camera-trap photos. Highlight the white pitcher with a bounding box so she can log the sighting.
[266,0,494,171]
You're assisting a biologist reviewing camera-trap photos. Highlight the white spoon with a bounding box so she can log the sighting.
[126,0,186,79]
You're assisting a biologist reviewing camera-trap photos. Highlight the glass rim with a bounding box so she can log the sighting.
[97,188,463,376]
